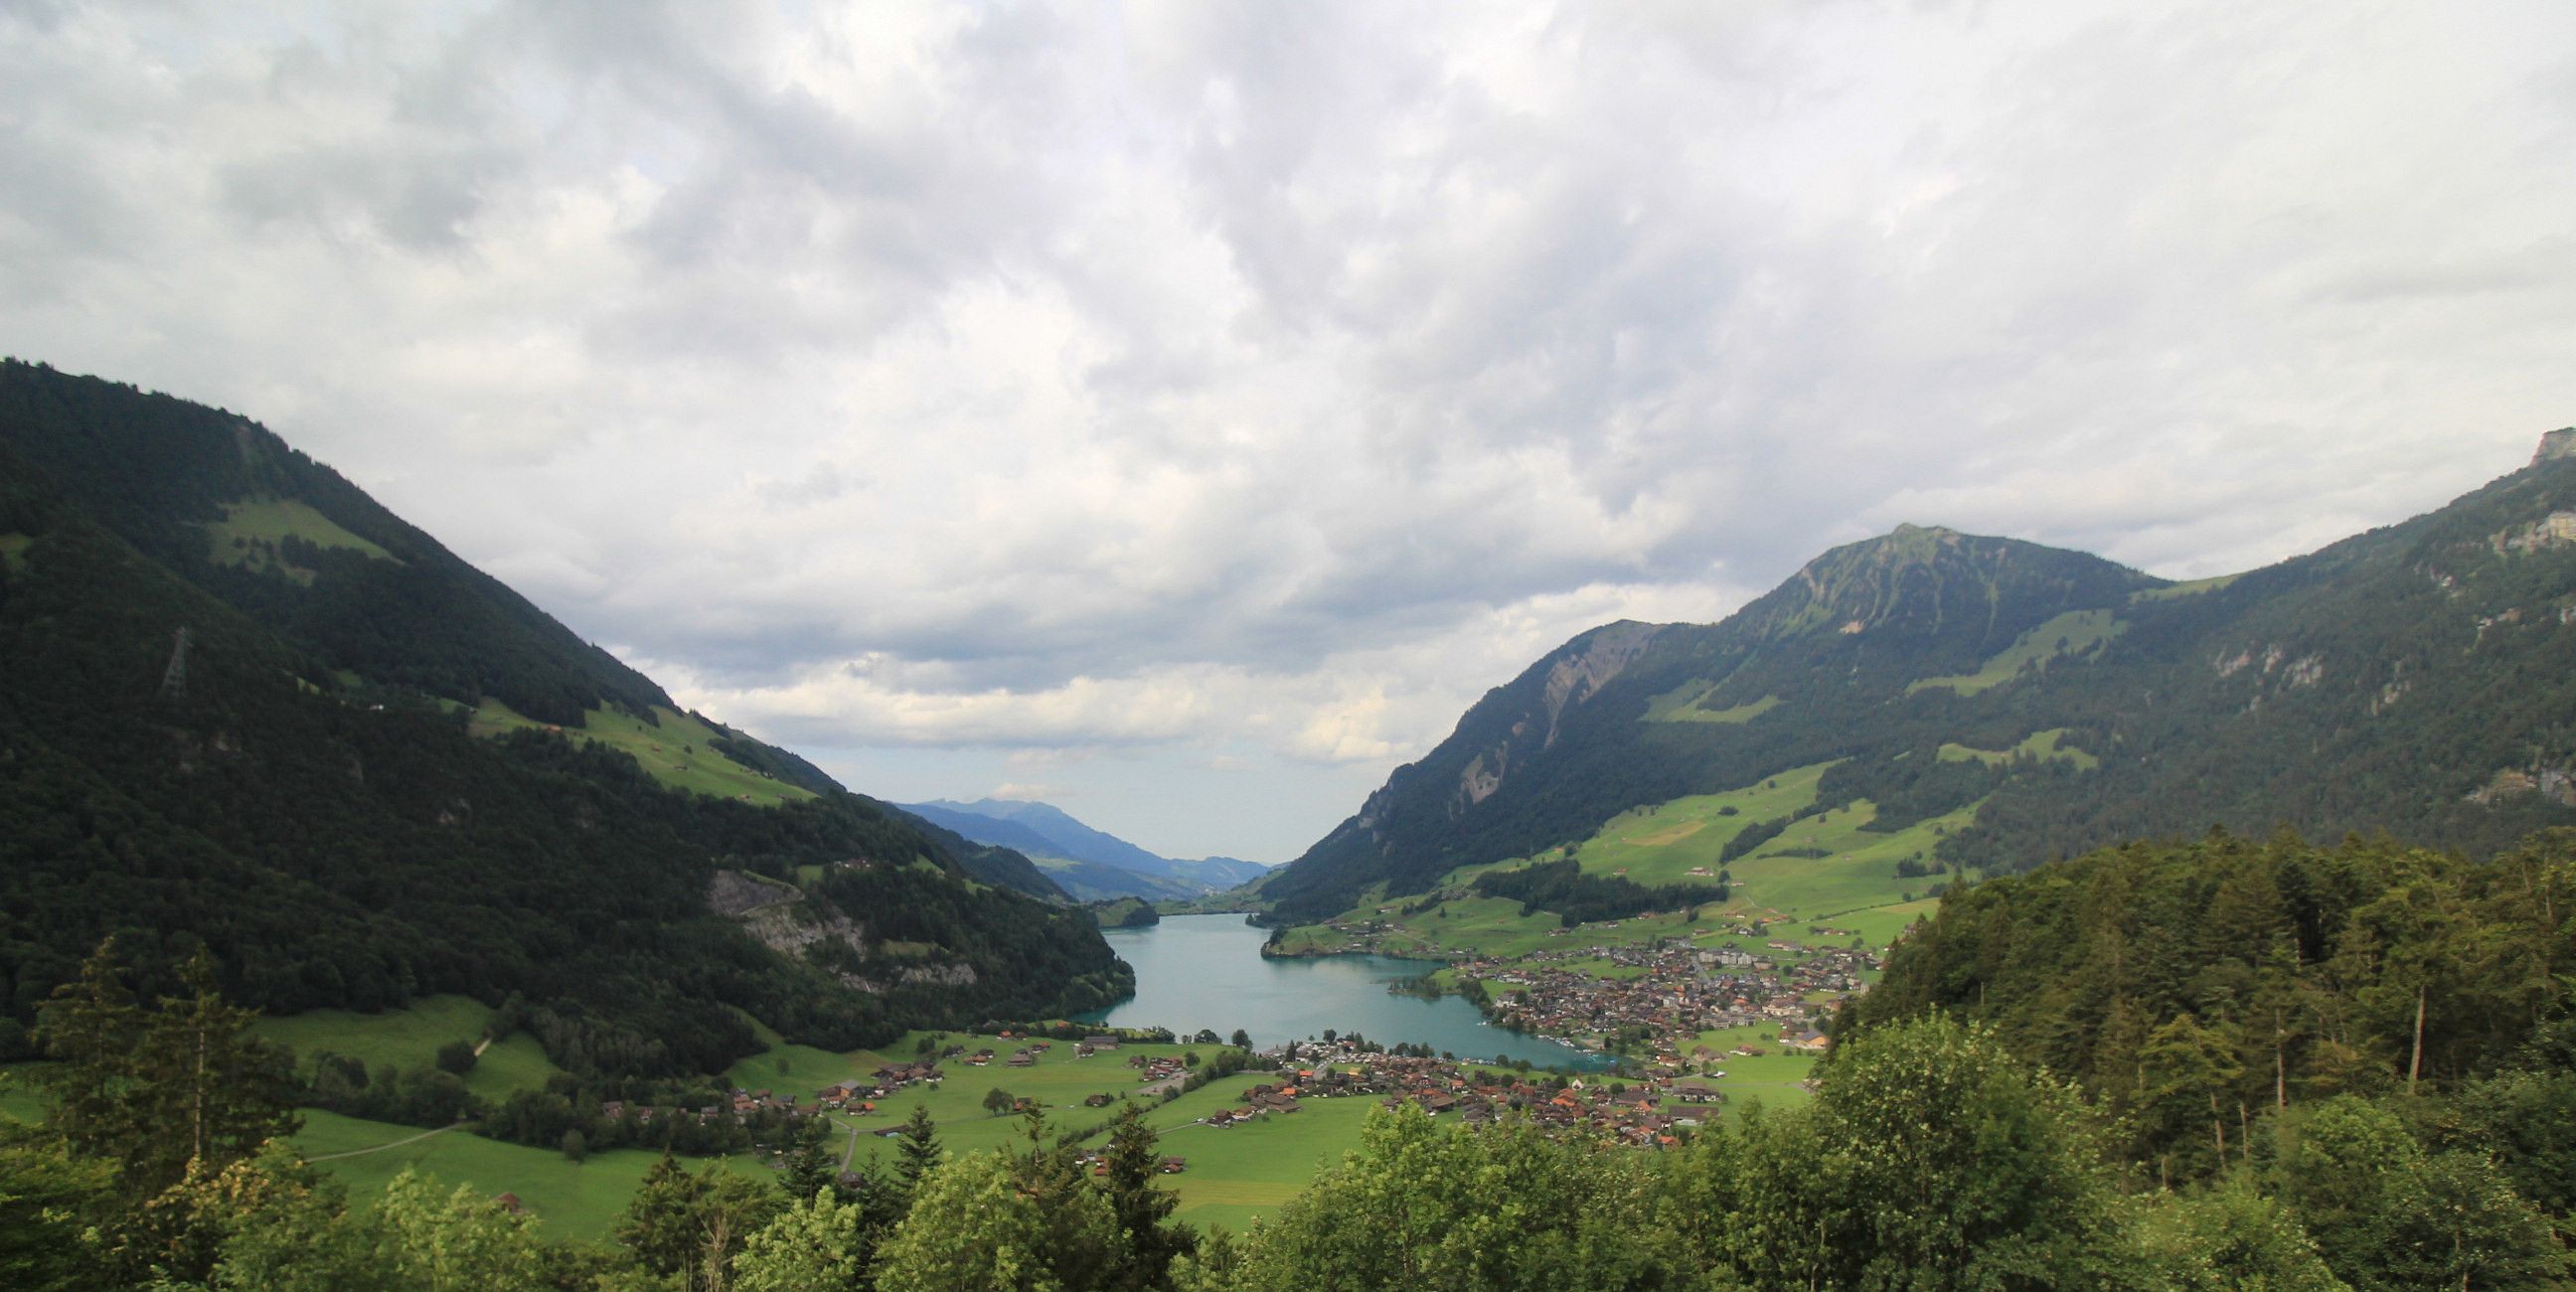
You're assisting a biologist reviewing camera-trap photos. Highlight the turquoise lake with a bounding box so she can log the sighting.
[1077,913,1609,1070]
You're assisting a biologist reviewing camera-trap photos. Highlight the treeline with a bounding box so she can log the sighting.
[1853,826,2576,1183]
[1472,857,1726,926]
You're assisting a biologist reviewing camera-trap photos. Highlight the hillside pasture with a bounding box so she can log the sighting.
[1722,799,1978,919]
[202,497,398,582]
[1938,727,2101,771]
[1905,608,2125,696]
[468,699,815,806]
[251,995,566,1102]
[1567,762,1837,887]
[293,1109,771,1243]
[1642,682,1781,725]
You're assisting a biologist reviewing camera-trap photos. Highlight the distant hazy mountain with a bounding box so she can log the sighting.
[1260,433,2576,923]
[902,798,1269,901]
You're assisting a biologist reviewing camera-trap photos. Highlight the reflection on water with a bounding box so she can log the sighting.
[1076,913,1609,1070]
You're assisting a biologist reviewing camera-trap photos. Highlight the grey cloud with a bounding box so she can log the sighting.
[4,0,2573,797]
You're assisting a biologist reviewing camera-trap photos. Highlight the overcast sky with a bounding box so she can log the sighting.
[6,0,2574,863]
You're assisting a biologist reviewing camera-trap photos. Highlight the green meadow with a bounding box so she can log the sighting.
[201,497,398,582]
[1642,684,1781,725]
[1272,755,1953,970]
[251,994,565,1102]
[1939,727,2100,771]
[468,699,815,806]
[1680,1023,1821,1112]
[1906,607,2125,696]
[292,1110,772,1243]
[1101,1075,1381,1233]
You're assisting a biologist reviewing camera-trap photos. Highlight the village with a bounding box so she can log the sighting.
[1457,931,1875,1065]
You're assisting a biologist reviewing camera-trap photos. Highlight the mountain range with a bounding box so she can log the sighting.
[1258,431,2576,923]
[0,361,1124,1072]
[900,798,1268,902]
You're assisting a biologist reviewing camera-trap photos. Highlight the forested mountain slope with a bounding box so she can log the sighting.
[0,361,1122,1073]
[1262,438,2576,922]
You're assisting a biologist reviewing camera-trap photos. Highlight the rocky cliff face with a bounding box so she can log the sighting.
[2534,428,2576,466]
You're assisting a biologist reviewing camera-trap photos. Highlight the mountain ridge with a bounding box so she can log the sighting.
[901,797,1269,901]
[1259,439,2576,923]
[0,360,1119,1072]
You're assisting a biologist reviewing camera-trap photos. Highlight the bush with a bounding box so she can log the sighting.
[434,1040,479,1076]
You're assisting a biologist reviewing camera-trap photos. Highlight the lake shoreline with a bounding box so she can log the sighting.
[1076,913,1612,1070]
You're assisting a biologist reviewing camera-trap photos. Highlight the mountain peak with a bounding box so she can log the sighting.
[1752,526,2158,642]
[2534,428,2576,467]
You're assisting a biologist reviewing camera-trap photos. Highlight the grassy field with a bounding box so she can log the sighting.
[201,498,398,582]
[293,1110,774,1243]
[1719,799,1977,918]
[1106,1076,1380,1232]
[251,995,566,1103]
[468,699,815,806]
[1567,762,1837,886]
[1680,1024,1820,1112]
[1939,727,2100,771]
[1642,682,1781,725]
[1270,755,1952,974]
[2132,571,2245,602]
[1906,608,2126,696]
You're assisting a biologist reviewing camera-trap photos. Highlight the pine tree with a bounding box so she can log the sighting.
[1101,1101,1195,1290]
[891,1104,940,1213]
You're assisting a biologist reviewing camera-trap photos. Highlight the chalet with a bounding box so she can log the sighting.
[1007,1050,1036,1068]
[1159,1157,1186,1174]
[1671,1078,1724,1104]
[1085,1035,1121,1050]
[1084,1092,1118,1108]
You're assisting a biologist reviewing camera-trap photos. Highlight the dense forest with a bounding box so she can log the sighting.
[1264,449,2576,923]
[0,362,1122,1077]
[1852,828,2576,1186]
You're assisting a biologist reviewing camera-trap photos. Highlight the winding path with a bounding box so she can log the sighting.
[305,1121,470,1162]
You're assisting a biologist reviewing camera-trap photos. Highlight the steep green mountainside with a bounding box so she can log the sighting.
[1261,447,2576,924]
[0,361,1117,1072]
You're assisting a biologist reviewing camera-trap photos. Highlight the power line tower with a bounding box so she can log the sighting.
[159,626,191,704]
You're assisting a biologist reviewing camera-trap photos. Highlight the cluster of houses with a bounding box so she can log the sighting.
[1457,935,1872,1064]
[1197,1082,1305,1127]
[1257,1050,1736,1149]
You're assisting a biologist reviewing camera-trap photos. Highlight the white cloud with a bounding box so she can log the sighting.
[5,0,2574,860]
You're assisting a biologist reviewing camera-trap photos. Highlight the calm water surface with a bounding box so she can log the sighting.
[1077,913,1608,1070]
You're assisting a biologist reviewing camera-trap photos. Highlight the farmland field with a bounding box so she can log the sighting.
[293,1110,772,1243]
[251,995,566,1102]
